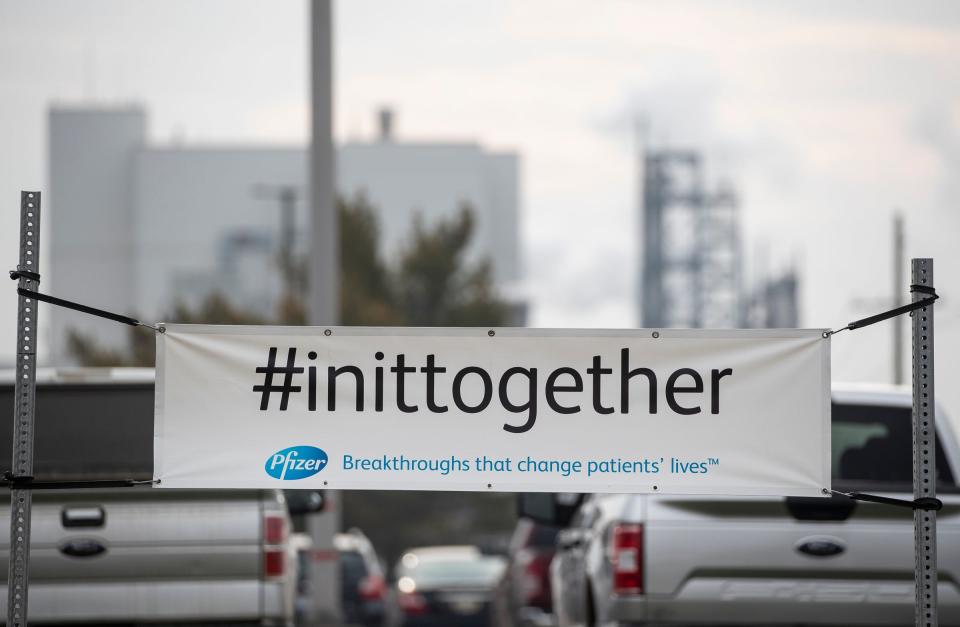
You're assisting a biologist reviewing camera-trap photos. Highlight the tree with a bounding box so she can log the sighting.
[397,206,509,326]
[67,292,268,367]
[68,194,508,365]
[339,194,402,326]
[66,195,516,562]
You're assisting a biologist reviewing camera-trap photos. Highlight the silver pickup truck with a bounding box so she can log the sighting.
[522,384,960,626]
[0,368,307,624]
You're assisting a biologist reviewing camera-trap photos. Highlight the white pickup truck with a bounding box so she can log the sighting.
[521,384,960,626]
[0,368,315,624]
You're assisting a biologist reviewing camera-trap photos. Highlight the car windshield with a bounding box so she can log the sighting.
[406,557,505,587]
[0,384,154,481]
[340,551,368,588]
[528,524,559,547]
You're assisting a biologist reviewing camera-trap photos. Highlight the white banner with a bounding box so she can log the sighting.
[155,325,831,496]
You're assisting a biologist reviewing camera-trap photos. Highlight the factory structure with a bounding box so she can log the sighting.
[47,106,522,363]
[638,147,799,329]
[48,105,794,367]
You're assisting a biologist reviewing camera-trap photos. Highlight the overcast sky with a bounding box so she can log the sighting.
[1,0,959,422]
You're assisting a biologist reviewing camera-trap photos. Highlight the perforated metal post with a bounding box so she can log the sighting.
[912,258,936,627]
[7,191,40,627]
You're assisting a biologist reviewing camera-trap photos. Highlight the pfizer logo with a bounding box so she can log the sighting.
[265,445,328,480]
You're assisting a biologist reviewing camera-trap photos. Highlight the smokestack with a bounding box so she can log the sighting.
[378,107,394,141]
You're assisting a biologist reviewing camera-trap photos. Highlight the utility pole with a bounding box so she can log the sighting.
[634,115,647,328]
[252,184,300,299]
[893,213,905,385]
[309,1,341,622]
[310,0,338,326]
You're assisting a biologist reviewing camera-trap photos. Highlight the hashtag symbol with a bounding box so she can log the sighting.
[253,347,304,410]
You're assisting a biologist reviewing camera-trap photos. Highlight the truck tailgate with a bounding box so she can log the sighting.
[643,494,960,625]
[1,488,262,580]
[0,488,275,623]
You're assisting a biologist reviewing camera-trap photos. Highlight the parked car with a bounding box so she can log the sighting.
[393,545,507,627]
[494,518,559,627]
[523,384,960,626]
[0,368,321,625]
[337,528,389,627]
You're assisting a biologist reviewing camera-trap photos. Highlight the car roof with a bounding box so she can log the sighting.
[401,545,481,561]
[334,530,374,553]
[831,383,912,408]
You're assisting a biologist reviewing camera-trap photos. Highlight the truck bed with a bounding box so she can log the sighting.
[0,486,294,623]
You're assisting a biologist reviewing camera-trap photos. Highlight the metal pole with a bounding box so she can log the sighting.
[279,187,297,297]
[893,214,904,385]
[641,154,663,327]
[911,257,936,627]
[252,184,300,298]
[7,191,41,627]
[310,0,339,327]
[309,3,342,622]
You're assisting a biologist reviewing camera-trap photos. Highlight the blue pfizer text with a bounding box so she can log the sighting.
[265,445,328,480]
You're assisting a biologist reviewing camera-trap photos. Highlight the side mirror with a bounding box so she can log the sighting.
[285,490,326,515]
[516,492,584,528]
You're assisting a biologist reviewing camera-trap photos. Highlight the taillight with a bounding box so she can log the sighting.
[264,514,287,545]
[359,574,386,600]
[398,592,427,614]
[263,513,288,579]
[609,523,643,594]
[264,549,285,577]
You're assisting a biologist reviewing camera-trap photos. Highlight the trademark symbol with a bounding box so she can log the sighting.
[708,458,720,465]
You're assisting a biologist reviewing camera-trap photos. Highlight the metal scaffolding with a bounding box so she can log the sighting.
[640,150,741,329]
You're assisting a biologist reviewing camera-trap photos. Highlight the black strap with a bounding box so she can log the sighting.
[846,491,942,512]
[2,471,158,490]
[17,287,145,328]
[830,284,938,335]
[9,269,40,283]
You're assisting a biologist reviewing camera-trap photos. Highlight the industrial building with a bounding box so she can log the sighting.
[47,106,521,362]
[638,147,799,329]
